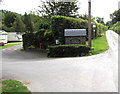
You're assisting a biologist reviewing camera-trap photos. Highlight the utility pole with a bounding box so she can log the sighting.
[88,0,92,48]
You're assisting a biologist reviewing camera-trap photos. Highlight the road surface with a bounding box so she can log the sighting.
[1,30,119,92]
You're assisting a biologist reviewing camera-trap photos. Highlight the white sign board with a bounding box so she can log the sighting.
[64,29,87,36]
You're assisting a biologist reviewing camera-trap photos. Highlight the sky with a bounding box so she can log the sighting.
[0,0,120,22]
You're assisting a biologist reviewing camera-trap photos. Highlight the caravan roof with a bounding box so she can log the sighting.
[0,30,8,35]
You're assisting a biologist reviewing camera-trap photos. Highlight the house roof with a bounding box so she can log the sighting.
[64,29,87,36]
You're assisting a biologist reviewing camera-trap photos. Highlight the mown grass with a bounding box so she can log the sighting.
[0,42,22,49]
[0,80,30,94]
[89,32,109,55]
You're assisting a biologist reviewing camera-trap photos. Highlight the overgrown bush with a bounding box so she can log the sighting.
[110,21,120,35]
[48,44,91,57]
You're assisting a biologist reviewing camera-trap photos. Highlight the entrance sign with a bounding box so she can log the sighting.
[64,29,87,44]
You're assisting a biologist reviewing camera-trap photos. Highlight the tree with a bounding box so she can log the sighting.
[23,13,33,33]
[4,12,16,28]
[2,10,18,32]
[106,21,112,29]
[95,17,105,24]
[13,15,25,33]
[79,14,88,20]
[110,9,120,24]
[28,14,42,32]
[38,0,79,17]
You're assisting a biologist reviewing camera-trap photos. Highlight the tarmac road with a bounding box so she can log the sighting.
[1,30,119,92]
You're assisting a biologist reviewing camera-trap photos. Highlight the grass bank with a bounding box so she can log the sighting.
[0,42,22,49]
[90,32,109,55]
[0,80,30,94]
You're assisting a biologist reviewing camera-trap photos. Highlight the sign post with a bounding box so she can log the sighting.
[88,0,92,48]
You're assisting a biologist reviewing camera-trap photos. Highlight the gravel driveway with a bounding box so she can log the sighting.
[1,30,119,92]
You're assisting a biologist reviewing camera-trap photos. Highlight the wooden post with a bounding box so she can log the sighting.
[88,0,92,48]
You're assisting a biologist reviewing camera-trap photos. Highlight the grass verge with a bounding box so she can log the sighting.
[0,42,22,49]
[90,32,109,55]
[0,80,30,94]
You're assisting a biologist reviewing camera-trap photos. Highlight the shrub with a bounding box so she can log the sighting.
[48,44,91,57]
[22,33,35,50]
[22,30,53,50]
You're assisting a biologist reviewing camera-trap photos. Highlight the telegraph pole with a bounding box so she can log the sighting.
[88,0,92,48]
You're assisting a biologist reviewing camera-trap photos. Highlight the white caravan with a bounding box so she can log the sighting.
[0,30,8,43]
[8,32,22,42]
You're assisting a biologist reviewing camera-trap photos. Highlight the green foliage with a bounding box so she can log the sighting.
[96,23,108,37]
[29,14,42,32]
[2,25,15,32]
[13,15,25,33]
[106,21,113,29]
[48,44,90,57]
[110,9,120,24]
[23,13,34,33]
[16,14,107,50]
[4,12,16,28]
[34,17,53,48]
[1,80,30,93]
[32,16,51,33]
[22,33,35,50]
[1,10,35,34]
[22,29,53,50]
[51,16,88,43]
[51,16,107,44]
[2,11,18,32]
[78,14,88,20]
[95,17,105,24]
[110,21,120,35]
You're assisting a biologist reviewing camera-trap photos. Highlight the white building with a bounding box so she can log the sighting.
[7,32,22,42]
[0,30,8,43]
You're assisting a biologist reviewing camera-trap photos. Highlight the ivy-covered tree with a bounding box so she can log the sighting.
[38,0,79,17]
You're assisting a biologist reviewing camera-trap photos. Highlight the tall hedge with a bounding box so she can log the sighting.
[96,23,108,36]
[110,21,120,35]
[51,16,107,44]
[51,16,88,44]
